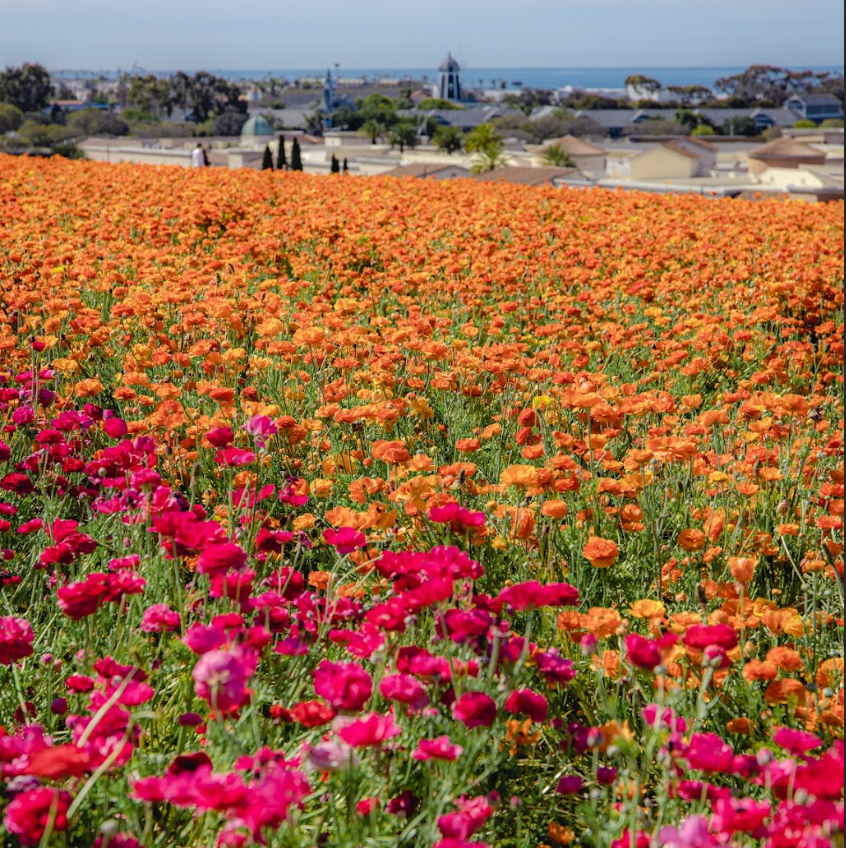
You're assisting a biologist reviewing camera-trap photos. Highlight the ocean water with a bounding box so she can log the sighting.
[57,66,844,92]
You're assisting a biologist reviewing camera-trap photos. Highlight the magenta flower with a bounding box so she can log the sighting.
[412,735,463,761]
[0,616,34,665]
[504,688,549,722]
[191,649,253,713]
[452,692,497,729]
[313,660,373,711]
[338,712,402,748]
[323,526,366,555]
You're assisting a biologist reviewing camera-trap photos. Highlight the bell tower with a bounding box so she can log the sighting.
[437,53,463,101]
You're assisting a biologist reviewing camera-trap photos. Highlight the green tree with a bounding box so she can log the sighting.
[625,74,662,97]
[540,143,575,168]
[0,103,23,133]
[212,111,248,136]
[291,137,303,171]
[178,72,245,123]
[0,63,52,113]
[820,118,845,128]
[465,123,507,173]
[66,108,129,137]
[433,125,464,154]
[342,157,349,173]
[721,116,759,137]
[691,124,716,136]
[417,97,464,111]
[330,154,340,174]
[261,145,274,170]
[127,75,172,117]
[793,119,817,128]
[386,119,419,153]
[358,118,386,144]
[276,135,287,170]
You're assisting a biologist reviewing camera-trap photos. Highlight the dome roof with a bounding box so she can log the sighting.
[439,53,461,73]
[241,115,274,137]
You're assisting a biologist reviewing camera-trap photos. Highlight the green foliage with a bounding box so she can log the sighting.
[291,137,303,170]
[0,102,23,132]
[126,74,172,117]
[540,143,576,167]
[66,108,129,137]
[465,123,507,173]
[793,120,818,128]
[625,74,662,93]
[387,119,419,153]
[721,116,759,137]
[358,118,386,144]
[433,125,465,154]
[0,62,52,112]
[212,110,249,136]
[417,97,464,111]
[714,65,841,106]
[330,153,340,173]
[276,135,287,169]
[691,124,716,136]
[820,118,845,128]
[261,144,274,170]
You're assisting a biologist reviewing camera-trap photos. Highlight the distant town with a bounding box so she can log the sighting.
[1,58,843,200]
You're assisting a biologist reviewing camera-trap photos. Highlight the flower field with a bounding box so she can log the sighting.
[0,154,843,848]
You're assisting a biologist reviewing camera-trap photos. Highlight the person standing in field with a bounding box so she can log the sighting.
[192,143,206,168]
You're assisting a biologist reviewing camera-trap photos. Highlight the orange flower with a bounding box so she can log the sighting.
[582,536,619,569]
[371,440,410,465]
[729,556,757,584]
[678,529,706,552]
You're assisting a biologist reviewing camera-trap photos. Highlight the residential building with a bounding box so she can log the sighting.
[629,142,701,180]
[473,166,576,187]
[531,135,607,176]
[747,137,827,175]
[783,94,844,124]
[382,162,469,180]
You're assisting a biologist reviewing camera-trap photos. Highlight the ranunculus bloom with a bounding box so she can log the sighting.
[772,726,823,756]
[624,633,662,671]
[498,580,579,611]
[313,660,373,711]
[682,623,738,652]
[504,688,549,722]
[556,775,584,794]
[191,649,252,713]
[452,692,497,729]
[582,536,619,568]
[412,735,464,761]
[4,787,72,845]
[140,603,181,633]
[0,616,35,664]
[379,673,428,708]
[338,712,401,748]
[323,526,367,555]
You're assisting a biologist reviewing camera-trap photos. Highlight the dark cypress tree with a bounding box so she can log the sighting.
[342,157,349,174]
[291,137,303,171]
[276,135,287,170]
[261,144,274,171]
[330,154,340,174]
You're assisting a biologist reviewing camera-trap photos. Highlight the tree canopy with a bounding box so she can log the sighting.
[0,63,52,113]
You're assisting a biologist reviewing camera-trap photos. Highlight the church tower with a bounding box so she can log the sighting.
[437,54,463,102]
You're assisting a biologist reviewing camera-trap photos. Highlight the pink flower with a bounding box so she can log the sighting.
[338,712,401,748]
[313,660,373,711]
[710,796,771,834]
[3,788,72,845]
[412,735,463,761]
[0,616,34,665]
[429,503,486,532]
[102,417,128,438]
[244,415,277,448]
[685,733,735,774]
[504,688,549,722]
[215,447,256,467]
[140,604,181,633]
[772,727,823,756]
[556,775,584,794]
[452,692,497,729]
[498,580,579,611]
[192,649,255,713]
[323,527,367,555]
[379,673,428,708]
[659,815,722,848]
[682,623,738,651]
[624,633,663,671]
[196,542,248,575]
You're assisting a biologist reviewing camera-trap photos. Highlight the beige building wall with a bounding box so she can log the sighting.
[629,147,698,180]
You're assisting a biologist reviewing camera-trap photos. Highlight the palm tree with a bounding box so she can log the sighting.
[433,125,464,154]
[387,120,419,153]
[540,144,576,168]
[358,118,385,144]
[465,123,507,173]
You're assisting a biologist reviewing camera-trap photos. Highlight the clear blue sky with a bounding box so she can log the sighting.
[2,0,843,70]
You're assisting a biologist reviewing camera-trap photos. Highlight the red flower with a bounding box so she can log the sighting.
[624,633,662,671]
[313,660,373,711]
[291,700,335,728]
[338,712,401,748]
[498,580,579,611]
[504,688,549,722]
[412,735,464,761]
[452,692,497,728]
[3,788,72,845]
[323,526,367,555]
[682,624,738,651]
[0,616,34,664]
